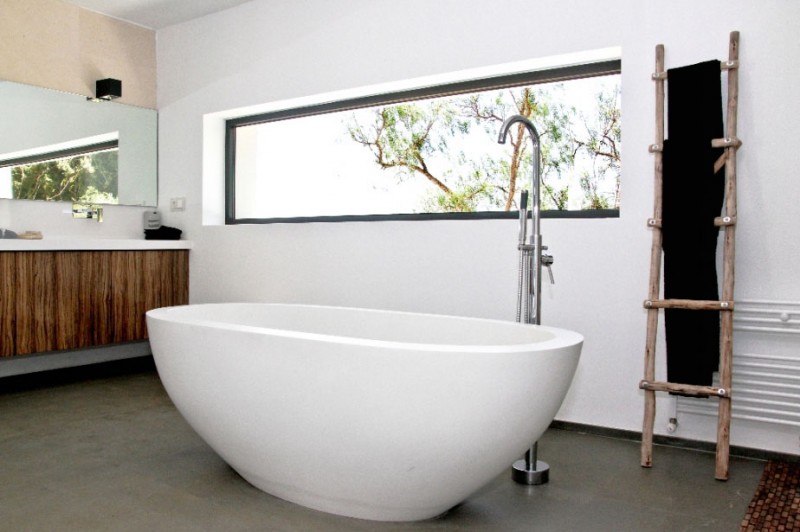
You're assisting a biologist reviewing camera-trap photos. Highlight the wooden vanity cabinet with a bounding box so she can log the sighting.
[0,250,188,357]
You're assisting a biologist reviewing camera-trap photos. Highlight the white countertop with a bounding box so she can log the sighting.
[0,238,192,251]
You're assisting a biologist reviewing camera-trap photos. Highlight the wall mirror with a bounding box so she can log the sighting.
[0,80,157,207]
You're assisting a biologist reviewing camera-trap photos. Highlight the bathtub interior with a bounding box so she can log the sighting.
[149,303,572,349]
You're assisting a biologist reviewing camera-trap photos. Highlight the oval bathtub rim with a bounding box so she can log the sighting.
[146,302,584,355]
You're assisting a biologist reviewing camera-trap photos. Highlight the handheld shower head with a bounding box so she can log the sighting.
[518,190,529,245]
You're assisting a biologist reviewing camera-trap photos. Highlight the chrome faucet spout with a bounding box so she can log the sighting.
[497,114,540,145]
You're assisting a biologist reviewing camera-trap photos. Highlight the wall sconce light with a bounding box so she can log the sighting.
[87,78,122,102]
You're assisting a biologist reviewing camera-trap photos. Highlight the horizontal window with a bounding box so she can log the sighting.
[0,139,119,204]
[226,59,621,224]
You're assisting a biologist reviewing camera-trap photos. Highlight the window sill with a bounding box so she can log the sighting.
[226,209,619,225]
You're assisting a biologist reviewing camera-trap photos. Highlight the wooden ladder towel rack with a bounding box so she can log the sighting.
[640,31,741,481]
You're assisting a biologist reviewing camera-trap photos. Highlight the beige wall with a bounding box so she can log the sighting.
[1,0,156,108]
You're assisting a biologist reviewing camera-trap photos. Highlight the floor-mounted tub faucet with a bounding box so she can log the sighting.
[498,115,547,326]
[498,114,553,486]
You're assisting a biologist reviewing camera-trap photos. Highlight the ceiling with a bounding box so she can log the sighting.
[63,0,254,30]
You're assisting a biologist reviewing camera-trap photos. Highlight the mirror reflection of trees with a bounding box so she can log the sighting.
[11,150,119,203]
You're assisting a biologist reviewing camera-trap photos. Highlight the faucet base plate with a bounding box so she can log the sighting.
[511,459,550,485]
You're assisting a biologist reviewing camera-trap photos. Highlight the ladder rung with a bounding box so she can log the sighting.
[644,299,734,310]
[647,216,735,229]
[640,380,731,398]
[711,137,742,148]
[714,215,736,227]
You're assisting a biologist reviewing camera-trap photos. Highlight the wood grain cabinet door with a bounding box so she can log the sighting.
[7,249,188,356]
[15,252,57,355]
[142,250,189,337]
[111,251,146,343]
[54,251,113,349]
[0,252,15,357]
[111,250,190,343]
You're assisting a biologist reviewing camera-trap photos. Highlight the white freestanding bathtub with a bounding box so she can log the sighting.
[146,303,582,522]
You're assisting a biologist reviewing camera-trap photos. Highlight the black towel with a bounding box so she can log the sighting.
[662,60,725,388]
[145,225,183,240]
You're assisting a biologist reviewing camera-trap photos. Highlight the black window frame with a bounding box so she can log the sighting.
[225,59,621,224]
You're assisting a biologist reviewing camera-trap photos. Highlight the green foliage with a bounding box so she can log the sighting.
[345,79,621,213]
[421,181,491,213]
[348,101,469,195]
[574,85,621,209]
[11,151,119,203]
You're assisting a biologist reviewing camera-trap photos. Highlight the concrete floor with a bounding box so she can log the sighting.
[1,359,765,531]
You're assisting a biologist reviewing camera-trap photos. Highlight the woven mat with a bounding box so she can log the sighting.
[741,460,800,531]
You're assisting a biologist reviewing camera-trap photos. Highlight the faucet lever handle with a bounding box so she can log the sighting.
[542,253,555,284]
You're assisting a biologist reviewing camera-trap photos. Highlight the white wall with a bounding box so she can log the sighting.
[156,0,800,454]
[2,0,156,109]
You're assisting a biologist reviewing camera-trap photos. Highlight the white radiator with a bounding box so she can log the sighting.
[676,299,800,427]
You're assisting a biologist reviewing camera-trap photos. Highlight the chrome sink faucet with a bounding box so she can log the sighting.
[72,203,103,223]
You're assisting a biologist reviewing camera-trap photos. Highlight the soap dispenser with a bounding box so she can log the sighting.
[143,209,161,231]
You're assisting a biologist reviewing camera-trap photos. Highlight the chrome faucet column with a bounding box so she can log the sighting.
[498,114,553,485]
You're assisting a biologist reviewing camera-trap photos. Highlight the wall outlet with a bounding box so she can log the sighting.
[169,197,186,211]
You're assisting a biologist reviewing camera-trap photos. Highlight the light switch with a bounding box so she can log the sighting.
[170,197,186,211]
